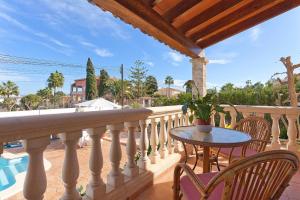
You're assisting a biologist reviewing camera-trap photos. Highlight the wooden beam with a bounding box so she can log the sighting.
[162,0,200,22]
[190,0,279,41]
[178,0,242,33]
[142,0,156,7]
[198,0,300,48]
[92,0,201,58]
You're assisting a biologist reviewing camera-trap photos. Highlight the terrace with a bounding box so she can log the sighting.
[1,1,300,200]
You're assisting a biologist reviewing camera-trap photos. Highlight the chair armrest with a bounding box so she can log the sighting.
[174,163,207,198]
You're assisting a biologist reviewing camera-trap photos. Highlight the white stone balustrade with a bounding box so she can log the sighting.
[138,120,150,170]
[86,127,106,200]
[159,116,168,159]
[1,104,299,200]
[23,136,49,200]
[124,121,139,178]
[223,105,300,152]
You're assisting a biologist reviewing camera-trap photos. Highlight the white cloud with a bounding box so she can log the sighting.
[173,79,186,88]
[145,61,154,67]
[95,48,113,57]
[250,27,261,41]
[39,0,129,39]
[0,69,30,82]
[168,51,184,62]
[209,59,230,64]
[0,12,31,32]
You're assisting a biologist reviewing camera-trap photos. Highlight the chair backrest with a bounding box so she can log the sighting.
[234,116,271,152]
[206,150,299,200]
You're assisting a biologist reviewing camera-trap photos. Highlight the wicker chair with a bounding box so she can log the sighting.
[173,150,299,200]
[215,116,271,166]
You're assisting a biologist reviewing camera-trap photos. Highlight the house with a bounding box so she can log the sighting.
[156,87,183,97]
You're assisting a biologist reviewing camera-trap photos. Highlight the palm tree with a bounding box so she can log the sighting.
[47,71,64,95]
[0,81,19,111]
[165,75,174,98]
[0,80,19,98]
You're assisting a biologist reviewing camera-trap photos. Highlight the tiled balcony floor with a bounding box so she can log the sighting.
[137,151,300,200]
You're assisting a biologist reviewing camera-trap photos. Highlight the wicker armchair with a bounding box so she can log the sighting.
[174,150,299,200]
[215,116,271,166]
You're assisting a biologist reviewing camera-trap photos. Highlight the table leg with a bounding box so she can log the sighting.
[181,141,188,164]
[203,146,210,173]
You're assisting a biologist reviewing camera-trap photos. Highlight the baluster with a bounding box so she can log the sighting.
[180,113,185,126]
[159,116,167,159]
[167,115,174,154]
[219,113,225,128]
[124,121,139,178]
[230,111,237,129]
[210,112,215,126]
[23,136,49,200]
[270,114,281,150]
[286,114,298,152]
[60,131,82,200]
[174,114,182,153]
[150,118,160,164]
[86,127,106,199]
[107,124,124,187]
[138,120,150,170]
[185,113,189,126]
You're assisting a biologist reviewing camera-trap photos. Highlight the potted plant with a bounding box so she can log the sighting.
[182,81,225,133]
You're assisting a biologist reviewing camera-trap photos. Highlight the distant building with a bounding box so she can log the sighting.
[156,88,183,97]
[70,77,101,104]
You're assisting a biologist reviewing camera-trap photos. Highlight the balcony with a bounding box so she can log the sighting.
[0,105,299,200]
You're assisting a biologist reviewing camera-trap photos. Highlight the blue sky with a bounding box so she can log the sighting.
[0,0,300,95]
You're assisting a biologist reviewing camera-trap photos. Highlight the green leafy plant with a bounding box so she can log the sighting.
[182,80,225,124]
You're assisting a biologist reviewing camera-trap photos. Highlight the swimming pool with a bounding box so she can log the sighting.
[0,156,28,191]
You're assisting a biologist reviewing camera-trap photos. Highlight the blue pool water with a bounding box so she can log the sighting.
[0,156,28,191]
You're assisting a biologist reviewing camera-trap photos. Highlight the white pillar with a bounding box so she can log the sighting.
[106,124,124,188]
[60,131,82,200]
[210,112,215,126]
[124,121,139,178]
[23,136,49,200]
[286,114,298,152]
[167,115,174,154]
[191,50,208,97]
[270,114,281,150]
[219,113,226,128]
[159,116,168,159]
[174,114,182,152]
[150,118,160,164]
[230,111,237,129]
[138,120,150,170]
[86,127,106,200]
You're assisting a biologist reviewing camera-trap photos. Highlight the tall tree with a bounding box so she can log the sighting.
[47,71,64,94]
[85,57,97,100]
[98,69,109,97]
[0,81,19,111]
[21,94,42,110]
[165,75,174,98]
[106,79,132,103]
[145,75,158,96]
[129,60,147,98]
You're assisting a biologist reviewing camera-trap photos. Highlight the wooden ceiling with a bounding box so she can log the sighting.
[91,0,300,58]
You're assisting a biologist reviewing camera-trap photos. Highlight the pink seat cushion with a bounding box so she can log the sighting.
[180,172,223,200]
[220,147,257,158]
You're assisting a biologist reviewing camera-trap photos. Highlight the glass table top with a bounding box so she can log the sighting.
[170,126,252,147]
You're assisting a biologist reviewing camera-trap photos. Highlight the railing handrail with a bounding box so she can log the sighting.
[222,104,300,115]
[0,108,152,142]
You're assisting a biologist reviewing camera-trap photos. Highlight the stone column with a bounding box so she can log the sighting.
[23,136,50,200]
[190,50,208,97]
[138,120,150,170]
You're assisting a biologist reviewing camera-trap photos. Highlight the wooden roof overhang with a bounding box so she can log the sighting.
[91,0,300,58]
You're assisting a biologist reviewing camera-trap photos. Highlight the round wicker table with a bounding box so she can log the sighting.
[170,126,252,173]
